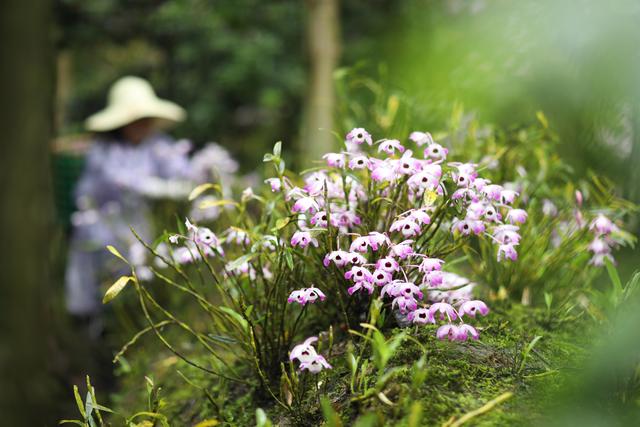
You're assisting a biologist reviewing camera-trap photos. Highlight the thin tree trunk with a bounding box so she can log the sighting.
[0,0,55,424]
[302,0,341,165]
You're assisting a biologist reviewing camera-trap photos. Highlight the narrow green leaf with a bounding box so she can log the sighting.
[605,257,623,296]
[106,245,128,263]
[198,199,238,209]
[188,183,221,201]
[273,217,290,231]
[273,141,282,157]
[58,420,85,426]
[320,396,343,427]
[219,307,248,331]
[73,385,85,418]
[103,276,132,304]
[408,402,423,427]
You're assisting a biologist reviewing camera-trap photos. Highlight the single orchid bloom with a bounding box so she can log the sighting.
[472,178,491,191]
[290,336,318,362]
[506,208,528,225]
[336,210,362,228]
[424,143,448,161]
[500,189,518,205]
[323,152,346,168]
[367,232,390,250]
[371,162,396,182]
[291,231,319,248]
[418,257,444,273]
[459,300,490,318]
[409,131,434,146]
[346,127,373,146]
[310,211,329,227]
[292,196,319,214]
[372,269,393,286]
[395,151,419,175]
[493,225,521,245]
[452,188,479,202]
[287,289,308,305]
[397,281,423,300]
[424,270,444,287]
[376,256,400,273]
[299,354,332,373]
[264,177,282,192]
[482,205,501,223]
[350,235,372,253]
[346,252,368,265]
[456,324,480,341]
[481,184,503,201]
[407,170,439,190]
[429,302,458,321]
[407,308,435,324]
[323,250,350,268]
[348,281,375,295]
[344,266,373,283]
[378,139,405,155]
[304,286,326,304]
[436,324,460,341]
[390,218,421,237]
[392,295,418,313]
[453,172,474,188]
[588,237,611,255]
[590,214,615,235]
[348,154,370,170]
[389,241,414,259]
[409,209,431,225]
[497,243,518,262]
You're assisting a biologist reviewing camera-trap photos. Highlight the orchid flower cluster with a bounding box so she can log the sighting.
[289,337,332,373]
[587,214,620,267]
[270,127,528,368]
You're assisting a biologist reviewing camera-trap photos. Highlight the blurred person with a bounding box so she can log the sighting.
[65,76,192,335]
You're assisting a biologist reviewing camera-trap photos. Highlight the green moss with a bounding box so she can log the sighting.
[107,303,588,426]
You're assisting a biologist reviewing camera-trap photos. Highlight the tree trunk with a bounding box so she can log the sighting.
[301,0,341,165]
[0,0,55,424]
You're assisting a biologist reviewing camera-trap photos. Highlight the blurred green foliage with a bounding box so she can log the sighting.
[383,0,640,194]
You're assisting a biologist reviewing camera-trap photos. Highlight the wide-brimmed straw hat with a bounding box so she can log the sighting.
[85,76,186,132]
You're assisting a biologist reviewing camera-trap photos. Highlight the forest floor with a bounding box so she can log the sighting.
[107,303,589,426]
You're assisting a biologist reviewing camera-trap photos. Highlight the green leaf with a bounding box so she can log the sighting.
[73,385,86,418]
[320,396,343,427]
[106,245,128,263]
[58,420,85,426]
[273,217,290,231]
[188,183,221,201]
[284,250,294,270]
[193,420,220,427]
[408,402,423,427]
[605,257,623,296]
[544,292,553,310]
[256,408,272,427]
[536,110,549,129]
[219,307,248,331]
[353,413,378,427]
[103,276,133,304]
[198,199,238,209]
[273,141,282,157]
[227,253,257,271]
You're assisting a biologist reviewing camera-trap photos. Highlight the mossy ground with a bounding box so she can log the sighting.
[108,303,589,426]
